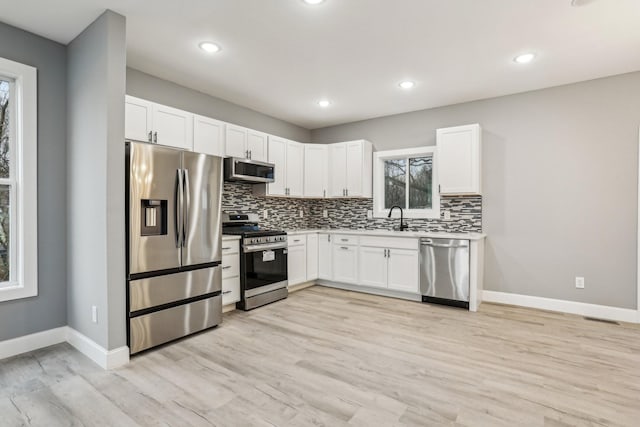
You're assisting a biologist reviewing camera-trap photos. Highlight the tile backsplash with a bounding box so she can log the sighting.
[222,182,482,232]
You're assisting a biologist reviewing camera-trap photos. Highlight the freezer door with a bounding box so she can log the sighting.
[128,142,182,275]
[182,151,223,266]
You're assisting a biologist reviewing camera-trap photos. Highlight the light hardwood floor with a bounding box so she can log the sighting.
[1,286,639,426]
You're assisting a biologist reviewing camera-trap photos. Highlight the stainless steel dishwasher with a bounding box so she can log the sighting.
[420,238,470,309]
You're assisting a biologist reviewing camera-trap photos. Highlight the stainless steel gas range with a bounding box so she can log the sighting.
[222,213,288,310]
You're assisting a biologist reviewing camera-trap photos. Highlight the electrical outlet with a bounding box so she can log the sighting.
[299,209,304,218]
[575,277,585,289]
[443,210,451,221]
[91,305,98,323]
[367,210,373,219]
[322,209,328,218]
[263,210,268,219]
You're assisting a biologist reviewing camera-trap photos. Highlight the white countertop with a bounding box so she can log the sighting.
[222,235,242,241]
[285,229,486,240]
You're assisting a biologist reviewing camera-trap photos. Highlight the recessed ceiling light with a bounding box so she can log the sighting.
[303,0,325,4]
[318,100,331,108]
[399,81,415,89]
[514,53,536,64]
[199,42,221,53]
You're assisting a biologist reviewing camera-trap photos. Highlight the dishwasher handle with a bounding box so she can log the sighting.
[420,239,469,249]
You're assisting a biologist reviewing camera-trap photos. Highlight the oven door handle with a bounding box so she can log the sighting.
[243,242,288,253]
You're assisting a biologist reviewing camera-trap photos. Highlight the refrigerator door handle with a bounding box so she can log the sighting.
[175,169,183,248]
[182,169,190,247]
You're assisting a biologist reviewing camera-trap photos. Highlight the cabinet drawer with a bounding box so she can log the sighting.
[222,240,240,255]
[288,235,307,247]
[332,235,359,246]
[222,254,240,279]
[222,277,240,305]
[359,236,418,250]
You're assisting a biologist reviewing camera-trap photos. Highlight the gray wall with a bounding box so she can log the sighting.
[312,72,640,310]
[67,11,127,350]
[0,22,67,341]
[126,68,311,143]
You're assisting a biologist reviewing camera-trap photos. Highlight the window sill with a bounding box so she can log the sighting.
[0,282,37,302]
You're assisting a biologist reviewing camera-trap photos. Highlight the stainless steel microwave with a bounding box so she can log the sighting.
[223,157,275,184]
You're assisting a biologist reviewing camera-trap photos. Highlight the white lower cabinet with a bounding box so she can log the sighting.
[332,243,358,284]
[306,233,319,281]
[287,237,307,286]
[358,247,387,288]
[221,239,241,306]
[318,234,332,280]
[387,249,419,293]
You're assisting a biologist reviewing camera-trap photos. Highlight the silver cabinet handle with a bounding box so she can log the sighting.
[222,290,232,295]
[387,249,391,258]
[340,238,348,242]
[345,189,348,197]
[293,239,301,242]
[249,150,252,159]
[153,131,158,143]
[323,189,326,198]
[148,131,153,142]
[340,246,349,250]
[328,235,331,242]
[383,249,387,257]
[222,266,231,269]
[222,247,231,250]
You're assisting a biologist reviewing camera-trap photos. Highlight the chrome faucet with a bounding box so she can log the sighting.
[387,205,409,231]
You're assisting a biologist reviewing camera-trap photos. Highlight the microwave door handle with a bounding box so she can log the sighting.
[183,169,190,247]
[175,169,182,248]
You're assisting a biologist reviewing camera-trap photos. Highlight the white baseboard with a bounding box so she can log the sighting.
[0,326,67,360]
[288,281,316,293]
[483,291,639,324]
[66,327,129,370]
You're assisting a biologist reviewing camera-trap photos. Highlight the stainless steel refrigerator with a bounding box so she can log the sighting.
[126,141,223,354]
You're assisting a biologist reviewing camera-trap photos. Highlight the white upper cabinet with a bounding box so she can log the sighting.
[329,140,373,198]
[247,130,268,162]
[193,115,225,157]
[125,95,193,150]
[286,141,304,197]
[329,143,347,197]
[437,123,482,195]
[304,144,329,198]
[225,124,248,158]
[257,136,304,197]
[224,125,269,161]
[125,96,153,142]
[265,136,287,196]
[152,104,194,150]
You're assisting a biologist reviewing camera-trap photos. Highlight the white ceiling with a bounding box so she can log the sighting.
[2,0,640,129]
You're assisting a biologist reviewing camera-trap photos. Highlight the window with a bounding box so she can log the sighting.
[0,57,37,302]
[373,147,440,219]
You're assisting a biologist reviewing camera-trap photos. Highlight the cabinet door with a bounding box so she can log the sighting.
[287,244,307,286]
[125,96,153,142]
[247,130,268,162]
[346,141,364,197]
[306,234,319,281]
[318,234,332,280]
[193,115,224,157]
[358,247,388,289]
[329,143,347,197]
[152,104,194,150]
[332,244,358,284]
[267,136,287,196]
[286,141,305,197]
[437,124,481,195]
[222,277,240,305]
[225,124,248,158]
[387,249,419,293]
[304,144,329,198]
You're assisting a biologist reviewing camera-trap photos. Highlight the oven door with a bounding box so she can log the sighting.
[243,245,288,296]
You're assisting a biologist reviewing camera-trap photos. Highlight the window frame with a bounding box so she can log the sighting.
[373,146,440,219]
[0,57,38,302]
